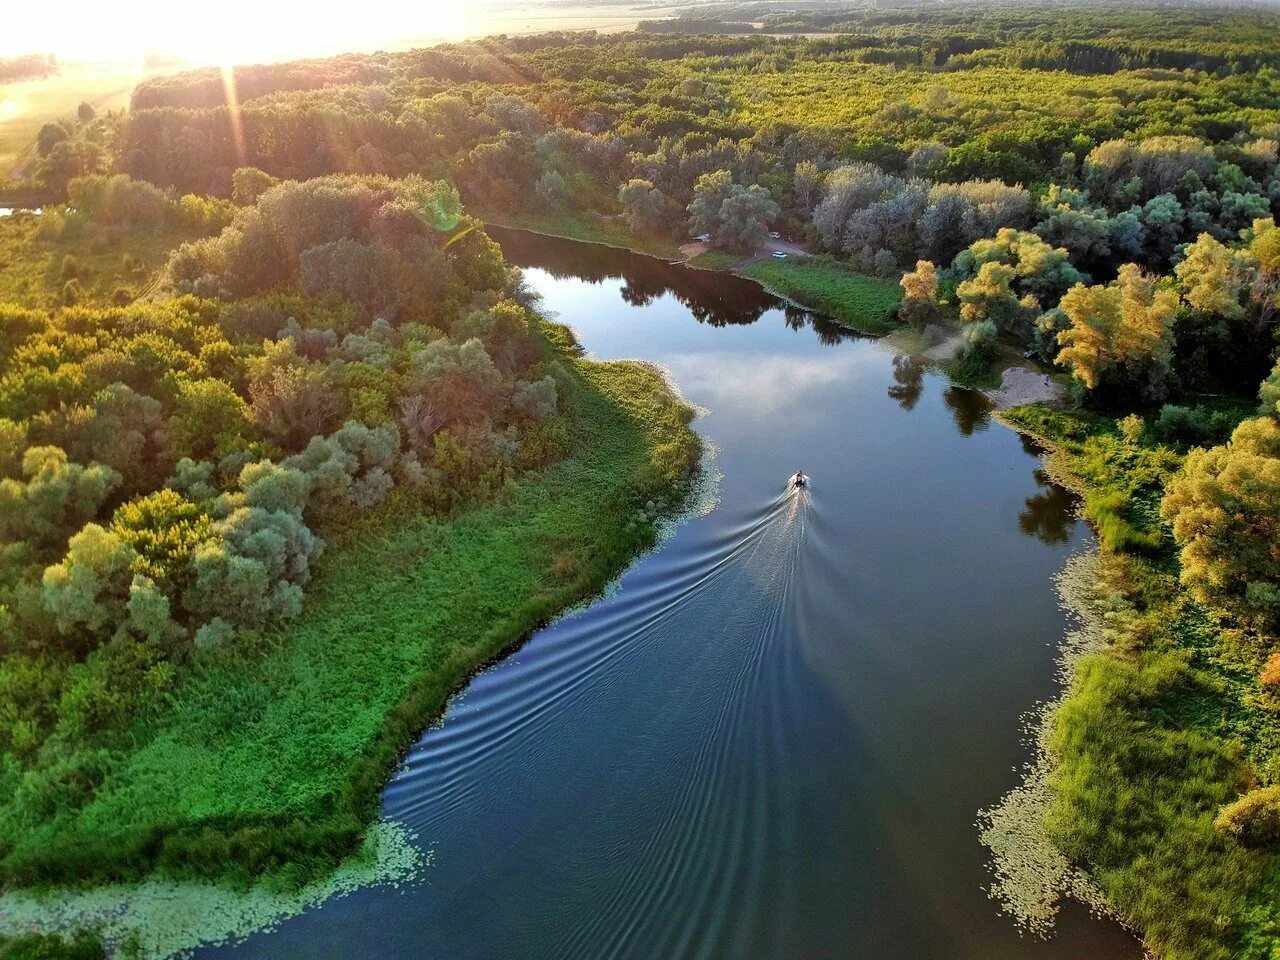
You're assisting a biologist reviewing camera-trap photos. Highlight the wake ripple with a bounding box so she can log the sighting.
[383,483,829,960]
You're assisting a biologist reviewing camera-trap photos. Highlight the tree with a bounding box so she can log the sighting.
[1261,358,1280,417]
[36,123,68,158]
[1161,416,1280,632]
[535,170,567,208]
[1175,233,1255,320]
[1056,264,1179,394]
[0,447,121,550]
[618,179,668,234]
[960,319,998,362]
[791,160,823,215]
[714,184,779,251]
[957,261,1022,329]
[77,101,96,124]
[42,523,136,638]
[168,378,250,461]
[231,166,278,206]
[687,171,779,251]
[898,260,940,328]
[687,170,735,239]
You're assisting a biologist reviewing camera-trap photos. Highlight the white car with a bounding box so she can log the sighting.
[772,251,789,259]
[769,231,781,240]
[696,233,711,243]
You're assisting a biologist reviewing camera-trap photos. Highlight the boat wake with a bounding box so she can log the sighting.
[380,486,827,960]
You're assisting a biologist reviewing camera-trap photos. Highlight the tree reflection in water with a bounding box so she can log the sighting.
[943,386,991,436]
[1018,469,1081,544]
[486,224,861,339]
[887,354,926,411]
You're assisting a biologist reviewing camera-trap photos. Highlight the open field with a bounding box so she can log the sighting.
[0,213,209,307]
[0,66,144,179]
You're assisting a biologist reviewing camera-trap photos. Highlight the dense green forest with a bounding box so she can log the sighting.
[1,2,1279,957]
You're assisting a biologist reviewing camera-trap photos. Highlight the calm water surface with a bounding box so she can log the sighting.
[204,230,1139,960]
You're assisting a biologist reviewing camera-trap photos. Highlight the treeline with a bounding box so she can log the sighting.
[0,54,54,84]
[93,16,1280,219]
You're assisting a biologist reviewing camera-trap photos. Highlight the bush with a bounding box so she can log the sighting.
[1215,786,1280,847]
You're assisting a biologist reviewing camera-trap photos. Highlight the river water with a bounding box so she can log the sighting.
[203,230,1139,960]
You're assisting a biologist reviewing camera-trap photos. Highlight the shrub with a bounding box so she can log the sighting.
[1215,786,1280,846]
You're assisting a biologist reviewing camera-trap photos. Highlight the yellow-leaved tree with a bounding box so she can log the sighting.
[1161,415,1280,634]
[1055,263,1179,393]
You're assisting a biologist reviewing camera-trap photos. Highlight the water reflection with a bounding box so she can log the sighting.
[888,354,926,411]
[943,386,992,436]
[489,224,853,342]
[1019,468,1081,544]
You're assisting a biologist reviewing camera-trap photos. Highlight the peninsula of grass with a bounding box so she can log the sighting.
[481,207,683,260]
[742,255,902,334]
[998,402,1280,960]
[0,334,700,889]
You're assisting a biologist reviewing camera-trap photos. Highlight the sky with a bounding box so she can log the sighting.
[2,0,660,65]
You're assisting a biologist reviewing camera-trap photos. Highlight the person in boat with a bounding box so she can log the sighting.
[792,469,807,488]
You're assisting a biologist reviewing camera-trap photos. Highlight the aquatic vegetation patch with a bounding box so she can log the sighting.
[978,553,1118,934]
[0,821,424,960]
[989,402,1280,960]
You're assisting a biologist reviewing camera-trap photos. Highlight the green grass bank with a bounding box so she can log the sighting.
[0,332,701,889]
[999,403,1280,960]
[741,256,903,334]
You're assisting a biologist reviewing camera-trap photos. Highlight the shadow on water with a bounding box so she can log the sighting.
[198,228,1128,960]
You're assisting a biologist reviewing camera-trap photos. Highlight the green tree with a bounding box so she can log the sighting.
[617,179,668,233]
[1261,358,1280,417]
[42,523,137,637]
[168,379,250,461]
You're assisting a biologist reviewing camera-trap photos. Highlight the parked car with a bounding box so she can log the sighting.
[772,251,789,259]
[696,233,711,243]
[769,231,781,240]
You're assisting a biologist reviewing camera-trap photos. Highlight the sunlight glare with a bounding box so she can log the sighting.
[5,1,475,65]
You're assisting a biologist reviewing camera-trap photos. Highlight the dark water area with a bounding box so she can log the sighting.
[203,230,1139,960]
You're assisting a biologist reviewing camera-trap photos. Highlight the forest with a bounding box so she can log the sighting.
[0,2,1278,958]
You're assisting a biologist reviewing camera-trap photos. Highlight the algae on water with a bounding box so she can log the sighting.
[0,821,426,959]
[977,553,1117,934]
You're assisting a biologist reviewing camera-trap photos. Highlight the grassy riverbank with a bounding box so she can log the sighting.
[742,256,903,334]
[480,208,684,260]
[0,331,700,889]
[999,403,1280,960]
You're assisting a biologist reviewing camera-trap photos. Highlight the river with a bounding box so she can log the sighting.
[201,229,1139,960]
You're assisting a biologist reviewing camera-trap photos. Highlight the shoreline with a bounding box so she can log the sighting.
[982,411,1142,951]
